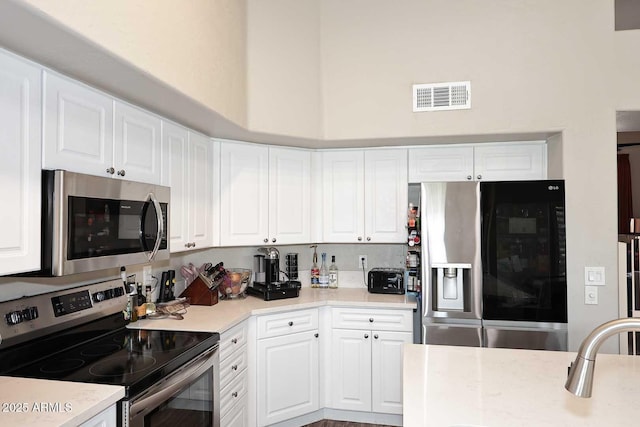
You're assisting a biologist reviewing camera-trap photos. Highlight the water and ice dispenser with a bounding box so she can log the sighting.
[432,263,471,311]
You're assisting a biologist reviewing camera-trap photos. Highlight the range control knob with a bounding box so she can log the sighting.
[21,307,38,321]
[5,311,23,326]
[105,288,115,300]
[93,292,106,302]
[114,287,125,297]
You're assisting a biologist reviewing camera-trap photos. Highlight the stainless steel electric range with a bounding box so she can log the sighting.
[0,279,220,427]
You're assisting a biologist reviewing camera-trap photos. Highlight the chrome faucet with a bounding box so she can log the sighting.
[565,317,640,397]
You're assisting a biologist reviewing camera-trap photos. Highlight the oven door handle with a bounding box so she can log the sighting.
[129,345,218,420]
[146,192,164,262]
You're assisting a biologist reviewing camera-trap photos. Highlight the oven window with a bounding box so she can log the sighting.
[144,370,213,427]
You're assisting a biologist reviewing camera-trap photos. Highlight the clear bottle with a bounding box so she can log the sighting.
[329,255,338,288]
[145,285,155,315]
[310,245,320,288]
[319,252,329,288]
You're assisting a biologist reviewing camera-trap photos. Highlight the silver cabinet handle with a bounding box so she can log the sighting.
[364,334,369,339]
[374,334,379,339]
[467,175,472,180]
[369,318,374,322]
[231,338,238,344]
[232,364,238,371]
[232,391,238,398]
[477,174,482,180]
[357,236,362,241]
[288,321,294,326]
[263,238,268,243]
[272,238,276,243]
[184,243,190,248]
[106,167,115,175]
[314,333,319,338]
[366,237,371,241]
[191,242,196,248]
[117,169,126,176]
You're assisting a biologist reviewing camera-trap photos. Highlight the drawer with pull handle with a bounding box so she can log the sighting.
[219,321,248,361]
[256,308,318,339]
[220,367,248,417]
[220,344,248,390]
[331,307,413,331]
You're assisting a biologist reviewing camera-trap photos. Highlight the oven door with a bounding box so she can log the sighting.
[125,346,219,427]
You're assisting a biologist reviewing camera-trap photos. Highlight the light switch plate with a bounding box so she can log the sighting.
[584,266,605,286]
[585,285,598,305]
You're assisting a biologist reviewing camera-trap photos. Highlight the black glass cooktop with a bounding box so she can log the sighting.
[0,314,219,398]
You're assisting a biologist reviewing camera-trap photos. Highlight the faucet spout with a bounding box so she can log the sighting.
[565,317,640,397]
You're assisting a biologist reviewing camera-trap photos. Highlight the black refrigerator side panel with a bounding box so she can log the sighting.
[480,180,567,323]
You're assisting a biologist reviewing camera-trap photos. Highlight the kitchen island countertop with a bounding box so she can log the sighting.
[403,344,640,426]
[129,287,417,333]
[0,376,124,427]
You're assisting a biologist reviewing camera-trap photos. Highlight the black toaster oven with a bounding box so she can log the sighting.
[368,268,405,294]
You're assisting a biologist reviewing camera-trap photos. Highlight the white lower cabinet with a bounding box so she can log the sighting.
[329,308,413,415]
[220,321,249,427]
[256,309,320,426]
[78,404,116,427]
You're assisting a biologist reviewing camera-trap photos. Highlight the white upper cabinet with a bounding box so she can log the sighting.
[113,101,162,184]
[0,50,42,275]
[220,141,270,246]
[323,148,407,243]
[269,147,311,244]
[44,72,163,184]
[408,142,546,182]
[43,71,114,177]
[164,122,216,252]
[473,142,546,181]
[220,141,311,246]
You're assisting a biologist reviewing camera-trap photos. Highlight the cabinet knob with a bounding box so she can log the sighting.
[288,321,294,326]
[184,243,190,248]
[314,333,319,338]
[467,175,472,180]
[357,236,362,241]
[364,334,369,339]
[263,238,268,243]
[477,174,482,180]
[232,391,238,398]
[369,318,374,323]
[117,169,126,177]
[232,364,238,371]
[191,242,196,248]
[366,237,371,241]
[272,238,276,243]
[374,334,379,339]
[231,338,238,344]
[106,167,115,175]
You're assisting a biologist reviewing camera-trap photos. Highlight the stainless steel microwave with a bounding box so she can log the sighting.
[37,170,170,276]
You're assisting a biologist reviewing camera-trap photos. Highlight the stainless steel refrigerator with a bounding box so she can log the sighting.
[421,180,568,351]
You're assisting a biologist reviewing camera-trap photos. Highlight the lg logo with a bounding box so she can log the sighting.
[548,185,560,191]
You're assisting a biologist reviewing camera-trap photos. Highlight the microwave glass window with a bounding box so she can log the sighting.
[68,196,167,260]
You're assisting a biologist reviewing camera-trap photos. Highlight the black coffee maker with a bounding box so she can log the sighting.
[248,247,300,301]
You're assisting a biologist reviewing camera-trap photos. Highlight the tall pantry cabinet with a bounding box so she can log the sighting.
[0,50,42,275]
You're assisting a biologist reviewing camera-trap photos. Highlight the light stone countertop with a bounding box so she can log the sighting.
[129,287,417,333]
[0,376,124,427]
[403,344,640,427]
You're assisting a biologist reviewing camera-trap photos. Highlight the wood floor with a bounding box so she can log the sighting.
[303,421,393,427]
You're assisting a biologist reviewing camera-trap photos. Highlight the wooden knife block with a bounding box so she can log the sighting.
[179,276,219,306]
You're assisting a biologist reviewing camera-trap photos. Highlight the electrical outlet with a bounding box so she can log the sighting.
[358,255,368,269]
[143,265,153,286]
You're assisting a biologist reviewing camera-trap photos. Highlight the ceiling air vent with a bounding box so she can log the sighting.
[412,81,471,112]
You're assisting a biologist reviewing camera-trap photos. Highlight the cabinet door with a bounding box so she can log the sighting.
[322,150,365,242]
[268,147,311,244]
[408,145,474,182]
[371,331,412,414]
[43,71,114,177]
[221,394,249,427]
[188,132,214,250]
[364,149,408,243]
[0,51,42,275]
[114,101,162,184]
[220,141,269,246]
[257,330,319,426]
[329,329,372,412]
[473,143,546,181]
[78,404,116,427]
[163,122,190,252]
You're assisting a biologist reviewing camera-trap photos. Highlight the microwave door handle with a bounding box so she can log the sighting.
[147,192,164,262]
